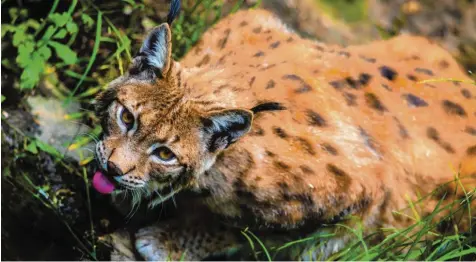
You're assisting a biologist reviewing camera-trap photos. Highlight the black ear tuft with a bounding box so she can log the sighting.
[251,102,286,114]
[167,0,181,25]
[201,109,253,152]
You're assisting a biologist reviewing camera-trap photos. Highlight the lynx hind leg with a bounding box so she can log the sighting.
[135,221,241,261]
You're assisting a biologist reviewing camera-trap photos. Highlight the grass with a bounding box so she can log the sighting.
[1,0,475,261]
[238,177,475,261]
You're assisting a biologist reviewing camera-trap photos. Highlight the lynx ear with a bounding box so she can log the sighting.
[130,24,172,78]
[129,0,181,79]
[201,109,253,153]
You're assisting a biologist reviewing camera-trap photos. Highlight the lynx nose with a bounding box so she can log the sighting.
[107,161,124,177]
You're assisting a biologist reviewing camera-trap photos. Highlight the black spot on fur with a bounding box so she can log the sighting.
[217,29,231,49]
[345,77,358,89]
[426,127,439,141]
[467,145,476,156]
[294,137,316,155]
[414,67,434,76]
[326,164,348,177]
[329,80,345,90]
[461,88,472,99]
[402,93,428,107]
[274,161,291,171]
[196,54,211,67]
[282,74,312,93]
[269,41,281,49]
[253,51,265,57]
[465,126,476,136]
[217,55,226,64]
[286,37,293,42]
[299,165,315,174]
[343,92,357,106]
[249,76,256,87]
[439,60,450,69]
[393,117,410,139]
[239,21,248,27]
[365,92,387,112]
[407,74,418,81]
[265,150,276,157]
[442,100,467,117]
[265,80,276,89]
[358,73,373,86]
[273,127,288,139]
[251,102,286,114]
[306,110,327,127]
[252,27,262,33]
[427,127,455,154]
[331,75,372,90]
[321,143,338,155]
[379,66,398,81]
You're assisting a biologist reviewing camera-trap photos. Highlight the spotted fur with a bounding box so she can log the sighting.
[96,6,476,261]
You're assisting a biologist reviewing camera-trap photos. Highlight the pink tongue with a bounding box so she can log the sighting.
[92,171,115,194]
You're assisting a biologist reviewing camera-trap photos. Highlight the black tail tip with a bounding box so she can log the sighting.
[167,0,181,25]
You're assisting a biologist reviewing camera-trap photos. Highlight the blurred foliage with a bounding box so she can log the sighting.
[318,0,368,23]
[2,0,80,89]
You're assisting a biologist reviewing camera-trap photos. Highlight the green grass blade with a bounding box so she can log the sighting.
[65,11,102,103]
[247,230,272,262]
[436,247,476,261]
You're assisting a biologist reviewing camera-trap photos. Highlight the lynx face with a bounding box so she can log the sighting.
[93,23,253,197]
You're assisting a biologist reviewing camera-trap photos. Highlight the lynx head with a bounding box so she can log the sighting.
[92,0,253,203]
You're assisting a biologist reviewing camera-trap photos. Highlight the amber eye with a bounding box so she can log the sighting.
[120,108,134,130]
[153,147,176,162]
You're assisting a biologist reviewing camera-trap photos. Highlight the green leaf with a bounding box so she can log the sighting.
[66,21,78,34]
[26,141,39,154]
[9,8,19,20]
[49,12,70,27]
[37,46,52,60]
[1,24,15,38]
[16,41,35,68]
[48,41,77,65]
[53,28,68,39]
[19,57,45,89]
[36,140,62,158]
[80,13,94,29]
[1,95,6,103]
[41,25,57,41]
[25,19,41,30]
[12,29,28,46]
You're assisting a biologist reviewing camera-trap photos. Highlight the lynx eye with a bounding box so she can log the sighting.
[153,147,176,162]
[120,107,134,130]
